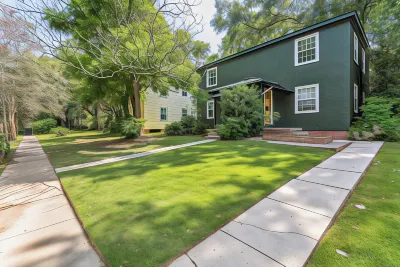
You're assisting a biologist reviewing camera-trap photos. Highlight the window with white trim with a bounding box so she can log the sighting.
[191,109,196,117]
[354,33,359,64]
[295,32,319,66]
[160,107,167,121]
[206,67,217,87]
[295,84,319,114]
[182,90,188,97]
[362,48,365,73]
[354,84,359,113]
[207,100,214,119]
[182,108,187,117]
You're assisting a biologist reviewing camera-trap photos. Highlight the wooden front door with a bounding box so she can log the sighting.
[264,90,273,125]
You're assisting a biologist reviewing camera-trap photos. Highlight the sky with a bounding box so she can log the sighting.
[1,0,223,54]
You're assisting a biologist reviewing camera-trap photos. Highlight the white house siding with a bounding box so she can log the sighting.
[143,89,196,130]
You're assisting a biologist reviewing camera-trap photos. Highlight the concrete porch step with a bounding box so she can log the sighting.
[263,134,333,144]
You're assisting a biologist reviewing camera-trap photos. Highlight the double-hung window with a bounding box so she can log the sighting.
[182,108,188,117]
[206,67,217,87]
[295,84,319,114]
[354,84,359,113]
[295,32,319,66]
[362,48,365,73]
[160,107,167,121]
[207,100,214,119]
[354,33,359,64]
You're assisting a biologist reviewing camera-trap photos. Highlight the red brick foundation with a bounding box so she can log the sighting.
[308,131,349,140]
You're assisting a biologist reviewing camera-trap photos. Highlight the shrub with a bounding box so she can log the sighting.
[50,127,70,137]
[193,120,208,135]
[217,118,249,140]
[165,121,183,136]
[180,116,196,134]
[349,97,400,141]
[121,118,145,139]
[0,134,9,161]
[217,84,264,139]
[33,118,57,134]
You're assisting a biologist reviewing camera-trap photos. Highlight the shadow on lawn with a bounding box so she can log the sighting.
[59,141,332,266]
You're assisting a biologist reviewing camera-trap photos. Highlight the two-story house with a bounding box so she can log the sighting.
[197,11,369,139]
[142,89,196,133]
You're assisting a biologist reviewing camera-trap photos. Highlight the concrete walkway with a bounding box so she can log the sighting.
[0,136,103,267]
[56,139,215,173]
[170,141,384,267]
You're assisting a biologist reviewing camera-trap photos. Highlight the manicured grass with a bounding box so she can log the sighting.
[57,140,333,267]
[308,143,400,267]
[36,131,204,168]
[0,135,23,175]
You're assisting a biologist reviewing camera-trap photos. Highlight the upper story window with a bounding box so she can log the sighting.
[206,67,217,87]
[160,107,167,121]
[295,84,319,114]
[182,90,188,97]
[207,100,214,119]
[362,48,365,73]
[354,33,359,65]
[295,32,319,66]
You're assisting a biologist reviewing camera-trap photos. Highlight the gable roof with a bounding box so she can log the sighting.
[199,11,368,70]
[208,78,292,93]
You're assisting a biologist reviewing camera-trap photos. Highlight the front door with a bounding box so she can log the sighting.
[264,90,273,125]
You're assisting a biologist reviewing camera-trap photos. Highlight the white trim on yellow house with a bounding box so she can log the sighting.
[143,88,196,131]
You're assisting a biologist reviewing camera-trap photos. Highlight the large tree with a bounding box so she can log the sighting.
[16,0,203,119]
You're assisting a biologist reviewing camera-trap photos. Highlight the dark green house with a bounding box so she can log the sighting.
[197,11,369,133]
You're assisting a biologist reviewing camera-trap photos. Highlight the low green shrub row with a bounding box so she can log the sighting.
[165,116,207,136]
[50,127,70,137]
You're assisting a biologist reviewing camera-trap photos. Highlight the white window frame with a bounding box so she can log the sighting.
[182,90,188,97]
[160,107,168,121]
[354,33,359,65]
[354,84,359,113]
[294,84,319,114]
[206,100,214,119]
[206,67,217,87]
[182,108,188,117]
[362,48,365,73]
[294,32,319,66]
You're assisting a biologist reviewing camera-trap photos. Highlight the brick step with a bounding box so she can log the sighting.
[263,134,333,144]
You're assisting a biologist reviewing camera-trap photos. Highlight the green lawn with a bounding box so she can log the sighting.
[308,142,400,267]
[36,131,204,168]
[56,140,333,267]
[0,135,23,175]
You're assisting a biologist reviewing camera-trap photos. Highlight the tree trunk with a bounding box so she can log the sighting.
[2,99,9,140]
[8,96,17,141]
[133,80,141,118]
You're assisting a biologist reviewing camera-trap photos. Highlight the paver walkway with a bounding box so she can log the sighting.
[0,136,103,267]
[170,141,384,267]
[55,139,215,173]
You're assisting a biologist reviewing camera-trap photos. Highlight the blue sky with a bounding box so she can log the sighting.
[1,0,223,53]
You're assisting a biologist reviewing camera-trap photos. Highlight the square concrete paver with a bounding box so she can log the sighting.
[296,168,362,190]
[170,254,195,267]
[187,231,282,267]
[268,179,349,217]
[222,222,317,267]
[233,198,331,240]
[315,151,375,173]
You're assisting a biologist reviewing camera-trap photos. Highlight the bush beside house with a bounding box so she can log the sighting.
[216,84,264,140]
[165,116,207,136]
[350,97,400,141]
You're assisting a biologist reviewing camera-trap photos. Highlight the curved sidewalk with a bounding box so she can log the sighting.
[0,136,104,267]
